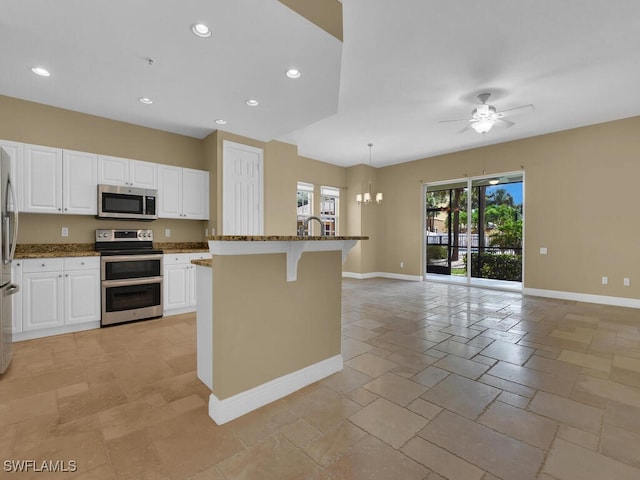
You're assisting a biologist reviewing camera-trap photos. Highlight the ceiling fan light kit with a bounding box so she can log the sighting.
[440,93,533,134]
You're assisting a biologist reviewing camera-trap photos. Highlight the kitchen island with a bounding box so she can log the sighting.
[194,235,367,425]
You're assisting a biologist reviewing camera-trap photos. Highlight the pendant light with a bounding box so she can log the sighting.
[356,143,383,206]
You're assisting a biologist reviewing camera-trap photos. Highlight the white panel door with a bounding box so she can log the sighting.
[22,272,64,331]
[98,155,129,186]
[130,160,157,189]
[23,144,63,213]
[158,165,183,218]
[63,150,98,214]
[164,264,190,311]
[222,141,263,235]
[64,269,100,324]
[182,168,209,220]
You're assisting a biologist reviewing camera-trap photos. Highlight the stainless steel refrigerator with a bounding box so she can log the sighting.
[0,148,19,374]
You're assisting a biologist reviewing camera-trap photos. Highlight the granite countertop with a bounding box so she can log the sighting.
[15,244,99,259]
[191,259,212,268]
[15,242,209,259]
[155,242,208,253]
[207,235,369,241]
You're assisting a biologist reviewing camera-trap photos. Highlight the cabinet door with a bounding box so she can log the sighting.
[22,271,64,331]
[0,140,24,212]
[11,261,22,334]
[63,150,98,214]
[64,269,100,324]
[158,165,183,218]
[23,144,63,213]
[188,264,197,307]
[98,155,130,186]
[130,160,157,189]
[164,263,190,311]
[182,168,209,220]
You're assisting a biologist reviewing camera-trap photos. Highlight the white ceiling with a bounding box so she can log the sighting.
[2,0,640,168]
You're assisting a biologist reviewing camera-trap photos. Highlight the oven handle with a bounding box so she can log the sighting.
[102,276,163,288]
[101,254,164,263]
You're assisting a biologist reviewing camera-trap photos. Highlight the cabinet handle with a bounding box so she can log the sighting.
[41,263,45,267]
[64,208,68,211]
[58,208,61,211]
[65,274,69,277]
[81,262,84,265]
[58,274,62,278]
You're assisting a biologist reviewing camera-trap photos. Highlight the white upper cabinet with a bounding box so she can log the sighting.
[98,155,157,189]
[23,144,63,213]
[23,145,97,215]
[0,139,24,212]
[158,165,209,220]
[62,150,98,214]
[157,165,182,218]
[182,168,209,219]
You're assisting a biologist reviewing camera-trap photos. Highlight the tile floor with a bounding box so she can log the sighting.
[2,278,640,479]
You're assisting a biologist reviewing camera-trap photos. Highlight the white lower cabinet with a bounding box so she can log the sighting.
[19,257,100,338]
[163,252,211,315]
[64,258,101,325]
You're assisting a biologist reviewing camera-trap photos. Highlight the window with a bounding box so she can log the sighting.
[320,186,340,236]
[297,182,314,235]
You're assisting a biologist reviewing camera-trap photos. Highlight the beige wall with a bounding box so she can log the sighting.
[0,95,207,244]
[212,251,342,399]
[374,116,640,299]
[277,0,343,41]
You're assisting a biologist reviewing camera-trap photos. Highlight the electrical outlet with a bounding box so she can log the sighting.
[61,227,69,237]
[539,247,548,255]
[624,278,630,286]
[602,276,608,285]
[165,228,171,237]
[400,261,404,268]
[205,228,208,237]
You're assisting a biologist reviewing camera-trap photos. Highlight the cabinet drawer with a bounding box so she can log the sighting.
[64,256,100,271]
[23,258,64,273]
[189,252,211,261]
[163,253,191,265]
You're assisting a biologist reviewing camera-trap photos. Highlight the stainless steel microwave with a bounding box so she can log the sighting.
[97,184,158,220]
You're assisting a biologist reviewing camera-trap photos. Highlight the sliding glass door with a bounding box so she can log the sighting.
[425,172,523,287]
[425,181,468,276]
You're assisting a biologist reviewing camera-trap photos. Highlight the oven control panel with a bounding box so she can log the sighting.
[95,229,154,242]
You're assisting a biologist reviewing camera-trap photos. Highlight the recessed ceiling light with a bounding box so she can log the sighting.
[286,68,301,79]
[245,99,259,107]
[138,97,153,105]
[31,67,50,77]
[215,119,227,125]
[191,23,212,38]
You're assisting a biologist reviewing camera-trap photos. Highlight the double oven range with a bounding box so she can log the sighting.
[95,229,163,326]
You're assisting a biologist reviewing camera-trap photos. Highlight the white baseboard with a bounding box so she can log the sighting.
[523,287,640,309]
[208,354,343,425]
[342,271,422,281]
[13,321,100,342]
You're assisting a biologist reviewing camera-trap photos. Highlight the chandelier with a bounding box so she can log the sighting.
[356,143,383,205]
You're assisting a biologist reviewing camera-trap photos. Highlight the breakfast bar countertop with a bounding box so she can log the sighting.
[207,235,369,241]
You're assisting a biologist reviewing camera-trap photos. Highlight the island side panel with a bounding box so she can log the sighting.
[211,250,342,400]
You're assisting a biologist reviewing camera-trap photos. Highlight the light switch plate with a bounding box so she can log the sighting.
[61,227,69,237]
[165,228,171,237]
[539,247,548,255]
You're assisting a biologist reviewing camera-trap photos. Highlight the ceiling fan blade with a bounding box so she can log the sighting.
[439,118,470,123]
[498,104,535,117]
[497,118,515,128]
[457,124,472,134]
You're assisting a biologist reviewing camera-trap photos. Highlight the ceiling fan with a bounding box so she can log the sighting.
[440,93,534,134]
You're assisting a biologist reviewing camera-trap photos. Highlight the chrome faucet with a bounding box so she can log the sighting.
[298,216,324,236]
